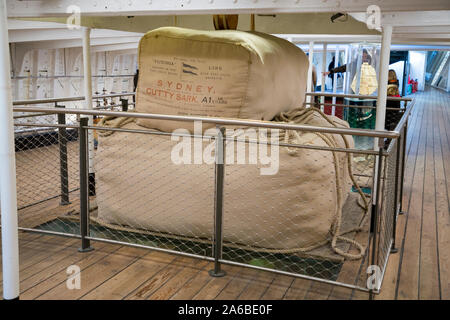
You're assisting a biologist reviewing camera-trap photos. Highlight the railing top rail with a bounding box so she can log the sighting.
[12,92,135,106]
[13,106,400,139]
[305,92,413,102]
[13,92,412,106]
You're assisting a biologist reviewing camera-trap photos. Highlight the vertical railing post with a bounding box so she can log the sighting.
[78,117,94,252]
[391,134,402,254]
[209,126,226,277]
[305,41,314,106]
[56,103,70,205]
[370,145,384,300]
[82,27,96,197]
[120,98,128,112]
[399,118,408,215]
[320,42,327,112]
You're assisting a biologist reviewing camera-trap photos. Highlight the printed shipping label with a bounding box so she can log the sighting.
[139,55,248,118]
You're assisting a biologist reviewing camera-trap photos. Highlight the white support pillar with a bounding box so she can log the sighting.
[306,41,314,106]
[82,27,95,183]
[320,43,327,112]
[0,0,20,300]
[332,46,339,116]
[375,25,393,138]
[373,25,392,207]
[343,45,349,95]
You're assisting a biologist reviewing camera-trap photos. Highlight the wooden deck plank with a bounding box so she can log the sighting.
[259,274,294,300]
[82,251,178,300]
[377,215,405,300]
[405,93,422,157]
[303,281,334,300]
[18,238,80,283]
[418,93,440,300]
[396,91,429,300]
[0,233,72,293]
[214,266,260,300]
[36,245,147,300]
[9,235,77,275]
[125,256,188,300]
[0,232,47,264]
[147,258,209,300]
[191,265,241,300]
[282,278,312,300]
[18,241,111,295]
[169,262,215,300]
[237,270,276,300]
[20,241,122,299]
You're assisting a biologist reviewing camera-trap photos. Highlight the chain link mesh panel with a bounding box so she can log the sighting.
[376,143,396,276]
[220,136,374,286]
[12,103,410,295]
[15,115,80,233]
[89,125,215,257]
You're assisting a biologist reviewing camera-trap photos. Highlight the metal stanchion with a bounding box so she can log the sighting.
[209,127,226,277]
[56,103,70,205]
[120,98,129,112]
[399,120,408,215]
[370,144,384,300]
[78,117,94,253]
[391,135,401,254]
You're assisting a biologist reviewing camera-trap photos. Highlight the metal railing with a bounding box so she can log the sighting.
[13,92,135,106]
[12,93,413,299]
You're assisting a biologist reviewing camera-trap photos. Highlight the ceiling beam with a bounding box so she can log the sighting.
[9,29,141,42]
[13,37,141,50]
[350,10,450,27]
[6,0,450,17]
[7,20,143,43]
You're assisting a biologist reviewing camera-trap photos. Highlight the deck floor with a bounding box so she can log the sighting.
[1,87,449,300]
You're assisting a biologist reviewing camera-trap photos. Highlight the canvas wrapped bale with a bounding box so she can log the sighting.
[94,108,368,260]
[135,27,309,132]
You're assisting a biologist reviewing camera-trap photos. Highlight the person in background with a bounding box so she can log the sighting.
[385,69,402,131]
[324,49,372,78]
[327,56,341,89]
[388,69,400,88]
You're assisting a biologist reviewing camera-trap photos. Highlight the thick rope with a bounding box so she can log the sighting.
[273,107,369,260]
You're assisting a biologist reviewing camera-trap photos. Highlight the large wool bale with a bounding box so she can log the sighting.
[135,27,309,132]
[94,109,357,255]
